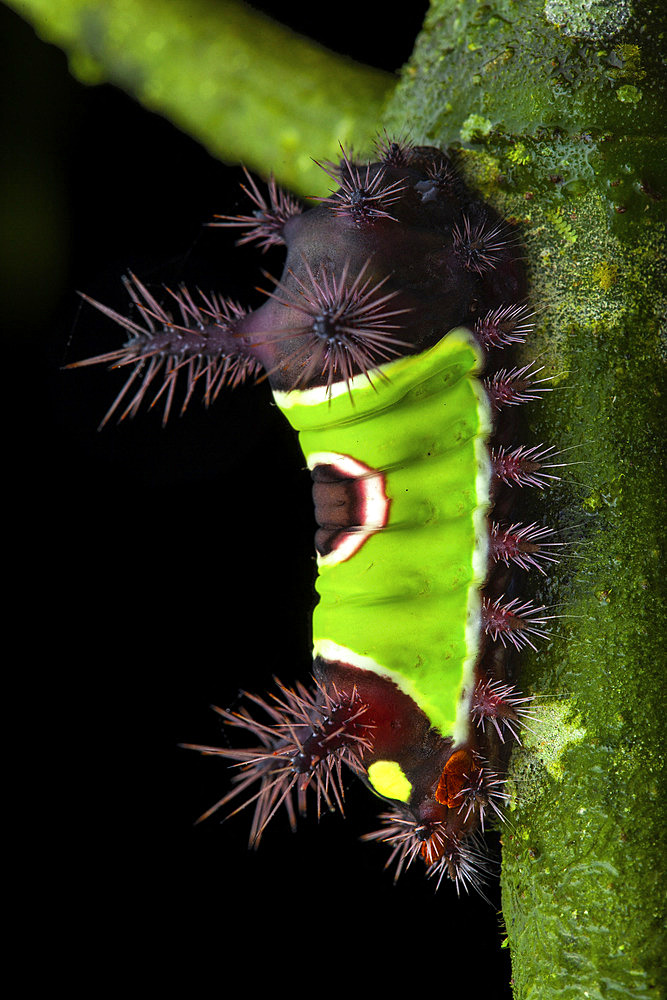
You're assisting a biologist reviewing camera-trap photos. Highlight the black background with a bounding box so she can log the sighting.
[4,1,513,991]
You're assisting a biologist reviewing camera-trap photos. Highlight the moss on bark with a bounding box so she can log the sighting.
[383,2,665,996]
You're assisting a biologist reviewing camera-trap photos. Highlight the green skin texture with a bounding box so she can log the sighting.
[12,0,664,994]
[274,329,491,776]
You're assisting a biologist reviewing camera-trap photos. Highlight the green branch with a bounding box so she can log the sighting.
[383,2,665,997]
[5,0,395,195]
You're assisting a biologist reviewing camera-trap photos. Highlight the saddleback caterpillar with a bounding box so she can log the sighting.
[71,137,562,894]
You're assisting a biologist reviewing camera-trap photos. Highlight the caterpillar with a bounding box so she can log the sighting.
[70,137,560,895]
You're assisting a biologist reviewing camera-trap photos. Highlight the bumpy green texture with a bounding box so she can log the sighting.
[384,1,665,997]
[5,0,393,197]
[275,329,490,742]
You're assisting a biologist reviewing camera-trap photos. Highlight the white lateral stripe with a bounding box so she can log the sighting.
[313,639,424,705]
[453,379,493,746]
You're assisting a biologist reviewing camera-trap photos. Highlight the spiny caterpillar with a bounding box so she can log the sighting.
[70,137,562,895]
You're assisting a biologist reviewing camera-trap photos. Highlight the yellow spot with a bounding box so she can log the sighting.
[367,760,412,802]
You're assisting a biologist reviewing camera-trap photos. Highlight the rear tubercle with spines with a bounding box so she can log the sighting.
[181,680,372,847]
[70,138,562,894]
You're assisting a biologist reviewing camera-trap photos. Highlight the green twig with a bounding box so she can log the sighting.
[6,0,395,195]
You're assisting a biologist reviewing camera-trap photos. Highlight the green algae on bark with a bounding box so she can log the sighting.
[389,0,664,141]
[384,1,665,996]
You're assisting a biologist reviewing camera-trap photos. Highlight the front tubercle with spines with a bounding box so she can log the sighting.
[181,679,373,847]
[259,259,411,394]
[67,273,259,427]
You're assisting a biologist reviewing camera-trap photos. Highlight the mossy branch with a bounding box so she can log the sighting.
[382,2,665,997]
[5,0,395,196]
